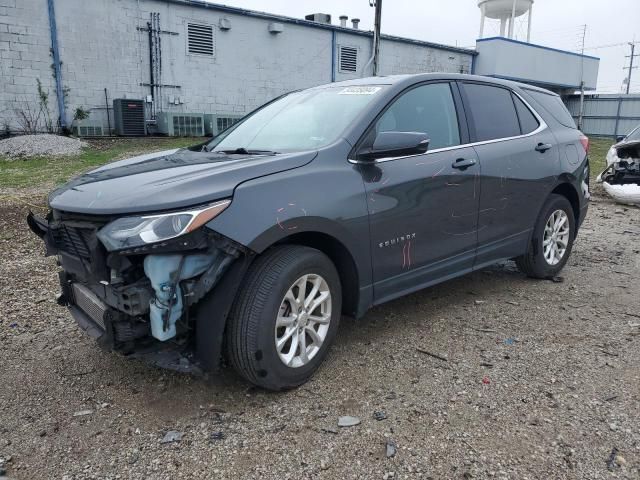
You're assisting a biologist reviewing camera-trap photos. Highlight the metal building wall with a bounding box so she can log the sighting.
[0,0,474,134]
[474,37,600,92]
[566,94,640,138]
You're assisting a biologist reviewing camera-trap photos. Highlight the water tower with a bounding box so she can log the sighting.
[478,0,534,41]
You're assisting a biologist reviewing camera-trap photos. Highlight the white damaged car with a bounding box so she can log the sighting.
[599,125,640,205]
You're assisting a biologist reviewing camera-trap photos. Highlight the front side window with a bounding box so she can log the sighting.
[463,83,520,142]
[206,85,386,153]
[374,83,461,150]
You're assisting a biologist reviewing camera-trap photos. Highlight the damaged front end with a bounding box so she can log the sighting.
[598,140,640,206]
[27,202,249,374]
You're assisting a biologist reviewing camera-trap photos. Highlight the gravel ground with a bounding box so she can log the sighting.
[0,188,639,480]
[0,134,87,159]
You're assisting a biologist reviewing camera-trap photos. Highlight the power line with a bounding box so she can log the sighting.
[582,40,640,51]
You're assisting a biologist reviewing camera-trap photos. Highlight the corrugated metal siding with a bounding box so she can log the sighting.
[620,99,640,117]
[617,119,640,135]
[566,95,640,137]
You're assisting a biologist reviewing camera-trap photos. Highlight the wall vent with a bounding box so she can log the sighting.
[339,46,358,73]
[113,99,146,136]
[75,125,105,137]
[187,23,214,56]
[73,119,106,137]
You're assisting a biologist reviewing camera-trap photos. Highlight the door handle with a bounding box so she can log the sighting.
[535,142,553,153]
[452,158,477,169]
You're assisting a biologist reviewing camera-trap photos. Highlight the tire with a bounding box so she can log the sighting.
[516,194,576,279]
[226,245,342,390]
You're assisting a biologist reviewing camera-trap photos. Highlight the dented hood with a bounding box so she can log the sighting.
[48,148,316,215]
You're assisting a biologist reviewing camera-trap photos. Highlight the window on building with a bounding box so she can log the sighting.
[463,83,520,141]
[187,23,214,56]
[374,83,460,150]
[339,46,358,73]
[524,89,577,129]
[512,93,540,134]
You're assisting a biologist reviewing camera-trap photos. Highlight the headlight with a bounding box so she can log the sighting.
[97,199,231,251]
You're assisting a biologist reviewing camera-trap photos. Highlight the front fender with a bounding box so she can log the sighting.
[205,151,372,288]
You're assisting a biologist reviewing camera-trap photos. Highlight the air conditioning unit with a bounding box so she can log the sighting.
[204,114,243,136]
[73,120,106,137]
[156,112,205,136]
[113,99,146,136]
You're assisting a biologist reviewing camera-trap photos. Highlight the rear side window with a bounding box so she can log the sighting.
[524,89,576,128]
[462,83,520,141]
[375,83,460,149]
[512,94,540,134]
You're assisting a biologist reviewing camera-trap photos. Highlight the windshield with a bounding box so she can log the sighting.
[206,85,386,153]
[626,125,640,142]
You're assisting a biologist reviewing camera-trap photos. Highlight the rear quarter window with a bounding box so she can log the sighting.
[524,89,576,129]
[512,94,540,134]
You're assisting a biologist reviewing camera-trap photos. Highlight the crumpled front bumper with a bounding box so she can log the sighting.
[28,210,253,374]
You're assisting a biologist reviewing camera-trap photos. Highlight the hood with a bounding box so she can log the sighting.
[48,148,316,215]
[613,139,640,161]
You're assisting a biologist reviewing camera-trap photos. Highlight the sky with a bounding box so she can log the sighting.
[209,0,640,93]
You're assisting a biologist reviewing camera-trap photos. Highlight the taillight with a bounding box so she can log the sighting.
[579,135,589,154]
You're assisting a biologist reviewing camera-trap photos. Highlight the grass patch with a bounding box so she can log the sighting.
[0,135,615,191]
[0,137,202,190]
[588,137,612,177]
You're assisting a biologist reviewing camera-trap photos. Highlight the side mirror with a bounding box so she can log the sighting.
[359,131,430,161]
[616,135,625,143]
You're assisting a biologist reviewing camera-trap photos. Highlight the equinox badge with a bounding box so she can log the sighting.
[379,233,416,248]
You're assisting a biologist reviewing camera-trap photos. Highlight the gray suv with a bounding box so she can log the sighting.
[28,73,590,390]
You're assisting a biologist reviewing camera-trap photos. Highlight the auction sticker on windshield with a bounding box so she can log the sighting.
[338,86,382,95]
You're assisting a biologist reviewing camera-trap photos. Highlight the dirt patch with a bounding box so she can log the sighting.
[0,193,639,479]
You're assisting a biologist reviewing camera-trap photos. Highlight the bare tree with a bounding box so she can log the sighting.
[11,79,58,134]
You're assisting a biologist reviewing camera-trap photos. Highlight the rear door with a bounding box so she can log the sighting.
[357,82,481,303]
[458,82,559,266]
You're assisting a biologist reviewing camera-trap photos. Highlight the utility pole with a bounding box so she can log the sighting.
[624,42,639,94]
[578,25,587,130]
[361,0,383,77]
[372,0,382,76]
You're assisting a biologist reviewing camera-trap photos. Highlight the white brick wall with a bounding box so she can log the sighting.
[0,0,56,132]
[0,0,474,133]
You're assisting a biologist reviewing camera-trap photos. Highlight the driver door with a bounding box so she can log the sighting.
[357,82,481,303]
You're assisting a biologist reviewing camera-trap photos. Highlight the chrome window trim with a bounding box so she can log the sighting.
[349,88,547,165]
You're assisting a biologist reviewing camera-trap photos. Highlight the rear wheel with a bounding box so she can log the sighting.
[516,194,576,278]
[226,245,341,390]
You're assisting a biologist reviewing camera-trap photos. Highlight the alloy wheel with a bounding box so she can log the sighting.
[543,209,570,265]
[274,274,332,368]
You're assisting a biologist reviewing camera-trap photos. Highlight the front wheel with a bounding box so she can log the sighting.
[226,245,341,390]
[516,194,576,278]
